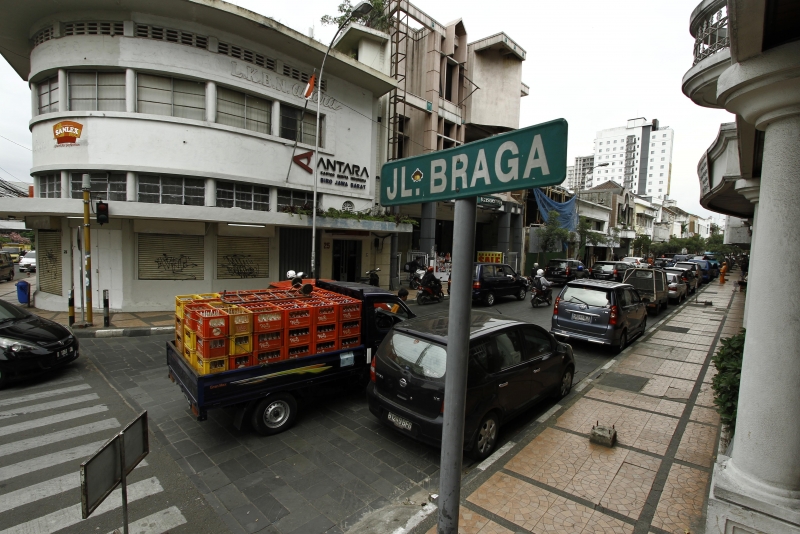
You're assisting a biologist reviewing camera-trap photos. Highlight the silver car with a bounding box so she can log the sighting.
[666,272,687,303]
[18,251,36,273]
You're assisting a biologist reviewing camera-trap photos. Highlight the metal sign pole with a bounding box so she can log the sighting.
[119,430,129,534]
[437,197,477,534]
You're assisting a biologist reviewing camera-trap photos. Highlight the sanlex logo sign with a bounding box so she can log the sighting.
[53,121,83,144]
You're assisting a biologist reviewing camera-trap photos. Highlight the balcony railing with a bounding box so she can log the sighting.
[693,4,729,65]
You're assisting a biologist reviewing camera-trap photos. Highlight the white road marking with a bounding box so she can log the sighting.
[476,441,516,471]
[0,385,91,408]
[106,506,187,534]
[0,440,106,483]
[536,404,562,423]
[0,405,108,438]
[0,461,148,515]
[0,375,84,396]
[0,477,163,534]
[0,394,99,420]
[0,418,120,458]
[391,503,437,534]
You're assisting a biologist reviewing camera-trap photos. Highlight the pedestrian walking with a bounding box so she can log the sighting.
[720,261,728,284]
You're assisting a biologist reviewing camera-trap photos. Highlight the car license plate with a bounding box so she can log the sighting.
[387,412,412,431]
[571,313,591,323]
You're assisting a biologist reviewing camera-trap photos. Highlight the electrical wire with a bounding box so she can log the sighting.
[0,135,31,152]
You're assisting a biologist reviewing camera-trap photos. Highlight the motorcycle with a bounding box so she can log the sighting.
[416,280,444,305]
[530,287,552,308]
[366,268,380,287]
[409,268,426,290]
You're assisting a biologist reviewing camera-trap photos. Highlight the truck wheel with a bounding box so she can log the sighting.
[251,393,297,436]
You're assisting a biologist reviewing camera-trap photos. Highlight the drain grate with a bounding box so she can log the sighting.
[661,326,690,333]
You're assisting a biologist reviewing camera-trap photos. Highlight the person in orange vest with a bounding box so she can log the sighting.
[719,261,728,284]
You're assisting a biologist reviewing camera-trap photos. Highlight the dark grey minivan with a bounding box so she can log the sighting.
[367,311,575,460]
[551,279,647,352]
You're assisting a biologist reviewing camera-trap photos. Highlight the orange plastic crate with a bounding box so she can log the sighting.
[196,336,228,359]
[228,353,253,370]
[305,300,339,325]
[315,323,338,344]
[246,305,284,333]
[175,317,183,339]
[256,331,283,351]
[227,307,253,334]
[197,355,227,375]
[183,302,211,332]
[315,340,337,354]
[287,344,312,359]
[254,347,286,365]
[279,302,313,328]
[286,327,311,347]
[175,336,184,354]
[339,320,361,337]
[196,308,229,338]
[229,333,253,355]
[339,336,361,350]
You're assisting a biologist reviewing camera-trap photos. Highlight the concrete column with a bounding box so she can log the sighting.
[126,172,136,201]
[60,171,70,199]
[57,69,67,111]
[125,69,136,112]
[32,175,41,198]
[735,178,760,329]
[271,101,280,137]
[714,114,800,523]
[205,178,216,207]
[31,82,38,117]
[205,81,216,122]
[269,186,279,212]
[497,204,511,258]
[419,202,437,259]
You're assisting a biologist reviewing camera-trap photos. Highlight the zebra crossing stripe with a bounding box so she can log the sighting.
[0,440,106,483]
[0,460,148,514]
[106,506,187,534]
[0,418,120,458]
[0,394,99,420]
[0,477,163,534]
[0,405,108,438]
[1,375,84,395]
[0,384,91,408]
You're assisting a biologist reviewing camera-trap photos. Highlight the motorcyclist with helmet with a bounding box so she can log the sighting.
[421,266,442,292]
[533,269,553,301]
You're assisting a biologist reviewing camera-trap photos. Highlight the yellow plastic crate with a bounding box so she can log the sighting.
[229,334,253,355]
[193,293,221,301]
[175,317,183,339]
[184,329,197,351]
[197,355,227,375]
[175,295,195,319]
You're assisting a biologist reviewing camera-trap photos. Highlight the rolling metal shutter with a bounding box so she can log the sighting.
[37,230,62,295]
[279,228,317,279]
[216,236,269,279]
[137,233,204,280]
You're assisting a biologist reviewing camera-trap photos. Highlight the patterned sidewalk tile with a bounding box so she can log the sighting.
[675,421,718,468]
[424,506,513,534]
[651,463,708,533]
[689,405,720,426]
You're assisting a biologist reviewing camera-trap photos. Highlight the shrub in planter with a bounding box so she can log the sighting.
[711,328,745,430]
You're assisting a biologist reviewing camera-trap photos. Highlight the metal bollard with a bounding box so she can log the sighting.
[103,290,110,328]
[68,290,75,327]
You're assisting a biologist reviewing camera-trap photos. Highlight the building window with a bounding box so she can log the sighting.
[68,71,126,111]
[660,173,664,177]
[216,182,269,211]
[39,175,61,198]
[138,175,204,205]
[662,142,666,145]
[37,76,59,114]
[137,74,205,120]
[650,151,654,154]
[64,21,124,36]
[216,88,271,134]
[71,172,126,201]
[661,157,665,161]
[660,165,664,169]
[277,188,317,211]
[649,174,653,177]
[33,26,54,47]
[280,105,322,147]
[342,201,355,212]
[661,150,665,153]
[218,42,276,71]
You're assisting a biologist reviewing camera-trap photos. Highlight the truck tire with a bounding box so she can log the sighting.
[251,393,298,436]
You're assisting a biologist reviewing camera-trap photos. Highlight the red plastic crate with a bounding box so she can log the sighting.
[339,336,361,350]
[286,344,312,359]
[196,308,229,339]
[314,340,337,354]
[247,305,284,333]
[315,323,338,343]
[256,330,283,351]
[183,302,211,332]
[305,299,339,325]
[228,353,253,370]
[286,327,311,347]
[335,299,362,321]
[279,302,313,328]
[196,336,228,359]
[254,347,286,365]
[339,320,361,337]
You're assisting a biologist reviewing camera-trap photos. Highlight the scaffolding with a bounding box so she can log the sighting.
[387,0,409,162]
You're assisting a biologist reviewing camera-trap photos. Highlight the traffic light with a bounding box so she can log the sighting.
[96,201,109,225]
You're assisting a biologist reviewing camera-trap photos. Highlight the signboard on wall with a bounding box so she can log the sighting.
[53,121,84,147]
[477,251,502,263]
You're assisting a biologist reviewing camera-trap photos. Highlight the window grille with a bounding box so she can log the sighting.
[39,175,61,198]
[277,189,317,211]
[216,88,271,134]
[33,26,54,47]
[280,105,322,147]
[134,24,208,49]
[37,76,59,114]
[137,74,205,120]
[217,41,276,71]
[216,182,270,211]
[68,71,126,111]
[137,175,204,205]
[64,21,124,36]
[70,173,127,201]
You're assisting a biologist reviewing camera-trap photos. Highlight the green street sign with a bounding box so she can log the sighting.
[380,118,568,206]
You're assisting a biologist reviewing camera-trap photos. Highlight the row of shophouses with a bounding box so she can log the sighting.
[0,0,533,312]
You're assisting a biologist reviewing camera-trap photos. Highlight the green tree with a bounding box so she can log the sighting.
[536,210,570,253]
[632,234,652,257]
[321,0,391,31]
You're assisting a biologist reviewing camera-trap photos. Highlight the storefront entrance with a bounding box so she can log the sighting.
[332,240,362,282]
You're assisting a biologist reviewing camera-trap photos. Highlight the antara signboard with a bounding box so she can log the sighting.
[380,119,568,206]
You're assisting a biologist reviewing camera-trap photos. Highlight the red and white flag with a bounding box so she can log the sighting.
[304,74,316,99]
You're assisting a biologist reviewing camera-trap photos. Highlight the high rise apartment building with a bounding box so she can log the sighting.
[586,118,673,200]
[571,155,595,191]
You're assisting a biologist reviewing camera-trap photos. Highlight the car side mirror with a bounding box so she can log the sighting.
[556,344,566,355]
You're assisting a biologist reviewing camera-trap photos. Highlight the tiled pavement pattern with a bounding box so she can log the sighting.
[36,309,175,329]
[433,282,745,534]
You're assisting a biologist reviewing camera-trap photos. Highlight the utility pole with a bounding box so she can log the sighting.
[81,174,93,325]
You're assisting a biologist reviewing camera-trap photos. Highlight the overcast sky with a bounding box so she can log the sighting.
[0,0,733,223]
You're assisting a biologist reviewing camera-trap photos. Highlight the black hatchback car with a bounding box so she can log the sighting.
[589,261,634,282]
[367,311,575,460]
[544,259,589,284]
[0,299,79,387]
[472,263,528,306]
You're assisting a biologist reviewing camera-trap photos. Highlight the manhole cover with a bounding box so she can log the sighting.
[598,372,649,393]
[661,326,690,333]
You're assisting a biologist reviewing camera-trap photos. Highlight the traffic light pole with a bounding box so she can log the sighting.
[81,174,93,325]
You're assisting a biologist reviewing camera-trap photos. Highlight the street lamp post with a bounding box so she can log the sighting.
[310,1,374,277]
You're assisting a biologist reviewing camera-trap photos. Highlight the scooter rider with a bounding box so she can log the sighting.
[533,269,553,301]
[421,267,441,291]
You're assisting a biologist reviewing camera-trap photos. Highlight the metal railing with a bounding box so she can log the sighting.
[693,4,729,65]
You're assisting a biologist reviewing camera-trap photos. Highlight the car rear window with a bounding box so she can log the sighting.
[561,286,611,307]
[592,264,614,272]
[380,332,447,380]
[548,260,567,268]
[24,252,35,259]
